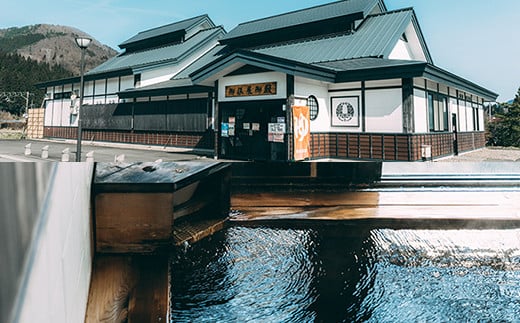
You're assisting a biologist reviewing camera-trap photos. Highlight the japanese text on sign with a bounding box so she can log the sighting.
[225,82,277,97]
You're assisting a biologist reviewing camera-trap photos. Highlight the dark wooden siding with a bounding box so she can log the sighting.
[82,99,208,132]
[82,103,133,130]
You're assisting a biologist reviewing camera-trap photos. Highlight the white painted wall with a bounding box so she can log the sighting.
[218,71,287,102]
[466,103,474,131]
[84,81,94,97]
[329,90,363,133]
[414,89,428,133]
[295,77,329,132]
[44,101,54,127]
[478,107,485,130]
[401,22,428,62]
[51,102,62,126]
[141,41,218,88]
[389,39,412,60]
[458,100,468,132]
[365,88,403,133]
[450,97,458,131]
[60,101,71,127]
[120,76,134,92]
[106,78,119,94]
[16,163,94,323]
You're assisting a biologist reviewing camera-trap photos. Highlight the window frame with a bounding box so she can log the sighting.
[307,95,319,121]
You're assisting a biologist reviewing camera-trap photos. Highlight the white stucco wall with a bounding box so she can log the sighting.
[414,89,428,133]
[365,88,403,133]
[16,164,94,323]
[466,103,474,131]
[478,107,485,130]
[84,81,94,97]
[51,102,62,127]
[389,39,412,60]
[218,71,287,102]
[295,77,329,132]
[140,41,218,88]
[450,97,458,131]
[60,102,71,127]
[120,76,134,92]
[329,90,363,133]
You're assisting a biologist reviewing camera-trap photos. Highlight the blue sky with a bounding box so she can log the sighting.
[1,0,518,101]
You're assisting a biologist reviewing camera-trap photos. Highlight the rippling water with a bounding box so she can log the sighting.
[170,226,520,322]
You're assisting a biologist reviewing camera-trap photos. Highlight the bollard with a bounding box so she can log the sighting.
[61,148,70,162]
[114,154,125,163]
[86,151,94,163]
[24,143,32,156]
[41,145,49,159]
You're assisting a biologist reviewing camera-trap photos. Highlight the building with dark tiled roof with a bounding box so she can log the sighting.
[38,0,497,161]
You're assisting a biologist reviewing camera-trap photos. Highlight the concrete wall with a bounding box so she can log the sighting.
[0,164,53,323]
[11,164,94,323]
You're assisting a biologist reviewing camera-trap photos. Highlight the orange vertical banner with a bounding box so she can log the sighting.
[292,105,310,161]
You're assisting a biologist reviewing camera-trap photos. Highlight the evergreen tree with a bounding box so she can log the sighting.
[0,51,72,115]
[488,87,520,147]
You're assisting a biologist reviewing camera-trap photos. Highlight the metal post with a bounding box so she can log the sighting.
[76,47,86,162]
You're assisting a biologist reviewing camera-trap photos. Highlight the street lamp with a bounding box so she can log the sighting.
[75,37,92,162]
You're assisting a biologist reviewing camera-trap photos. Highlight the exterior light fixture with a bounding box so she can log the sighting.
[74,37,92,161]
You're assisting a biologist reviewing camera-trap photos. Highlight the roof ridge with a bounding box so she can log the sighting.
[233,0,351,26]
[366,6,413,18]
[251,30,354,51]
[119,27,223,57]
[135,14,210,35]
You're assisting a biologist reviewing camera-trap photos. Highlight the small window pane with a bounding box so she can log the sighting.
[307,95,319,121]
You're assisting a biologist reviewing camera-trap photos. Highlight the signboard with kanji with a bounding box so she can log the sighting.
[225,82,277,98]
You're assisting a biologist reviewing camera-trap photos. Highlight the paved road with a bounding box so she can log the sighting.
[0,139,211,162]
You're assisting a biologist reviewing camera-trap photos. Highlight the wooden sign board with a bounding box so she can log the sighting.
[225,82,277,97]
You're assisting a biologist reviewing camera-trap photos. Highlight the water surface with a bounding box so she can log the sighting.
[170,226,520,322]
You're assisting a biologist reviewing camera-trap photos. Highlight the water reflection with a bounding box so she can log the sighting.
[170,226,520,322]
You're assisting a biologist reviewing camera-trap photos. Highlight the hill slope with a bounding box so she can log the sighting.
[0,24,118,74]
[0,24,118,115]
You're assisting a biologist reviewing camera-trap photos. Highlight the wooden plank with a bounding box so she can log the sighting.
[233,191,520,207]
[95,193,174,253]
[128,256,169,323]
[85,256,169,323]
[231,191,520,223]
[85,256,137,323]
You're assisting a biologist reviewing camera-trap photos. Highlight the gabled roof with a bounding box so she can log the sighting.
[86,26,225,76]
[251,8,420,64]
[119,15,215,50]
[220,0,386,47]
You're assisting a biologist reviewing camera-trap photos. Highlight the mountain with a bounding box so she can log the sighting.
[0,24,118,74]
[0,24,118,115]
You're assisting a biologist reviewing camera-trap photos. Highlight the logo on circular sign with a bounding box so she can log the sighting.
[336,102,355,122]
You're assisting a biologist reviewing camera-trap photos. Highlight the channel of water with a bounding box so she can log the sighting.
[170,224,520,322]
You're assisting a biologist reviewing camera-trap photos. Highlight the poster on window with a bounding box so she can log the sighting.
[292,105,310,161]
[331,96,359,127]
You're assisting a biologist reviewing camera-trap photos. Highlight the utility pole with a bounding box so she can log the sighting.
[0,91,32,115]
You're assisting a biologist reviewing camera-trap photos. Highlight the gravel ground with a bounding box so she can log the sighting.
[439,147,520,162]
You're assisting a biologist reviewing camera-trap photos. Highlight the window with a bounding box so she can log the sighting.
[427,92,449,132]
[134,74,141,88]
[307,95,319,121]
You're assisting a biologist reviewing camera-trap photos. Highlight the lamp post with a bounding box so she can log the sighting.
[75,37,92,162]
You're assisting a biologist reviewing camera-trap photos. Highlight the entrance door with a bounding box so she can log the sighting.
[452,113,459,156]
[219,100,287,161]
